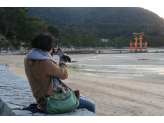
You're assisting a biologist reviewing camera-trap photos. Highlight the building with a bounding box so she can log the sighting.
[101,39,108,42]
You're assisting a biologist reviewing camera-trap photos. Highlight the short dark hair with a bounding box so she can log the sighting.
[30,33,55,51]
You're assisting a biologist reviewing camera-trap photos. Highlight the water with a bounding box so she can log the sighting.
[68,53,164,80]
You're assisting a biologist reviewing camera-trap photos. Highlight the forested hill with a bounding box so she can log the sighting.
[1,7,164,48]
[28,7,164,26]
[28,7,164,39]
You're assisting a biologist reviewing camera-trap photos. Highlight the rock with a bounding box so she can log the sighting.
[46,109,98,116]
[0,98,4,115]
[3,92,13,96]
[0,66,98,116]
[0,98,11,103]
[0,98,16,116]
[74,108,99,116]
[33,113,46,116]
[6,103,24,110]
[13,92,19,96]
[10,110,16,116]
[12,110,32,116]
[2,103,12,116]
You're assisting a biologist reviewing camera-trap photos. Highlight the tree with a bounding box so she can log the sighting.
[112,37,124,48]
[0,7,16,37]
[0,7,29,38]
[22,42,30,48]
[0,7,49,50]
[19,16,48,46]
[88,34,97,47]
[47,24,60,37]
[0,34,10,50]
[10,35,21,50]
[0,41,10,49]
[70,32,80,47]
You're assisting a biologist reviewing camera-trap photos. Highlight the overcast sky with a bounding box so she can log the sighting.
[142,7,164,18]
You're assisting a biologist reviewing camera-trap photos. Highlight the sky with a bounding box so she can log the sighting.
[142,7,164,18]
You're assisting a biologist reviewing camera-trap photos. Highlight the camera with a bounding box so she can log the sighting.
[57,48,65,57]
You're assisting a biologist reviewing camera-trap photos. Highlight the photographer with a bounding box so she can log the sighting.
[24,33,95,114]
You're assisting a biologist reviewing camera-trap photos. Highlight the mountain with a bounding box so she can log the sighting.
[28,7,164,38]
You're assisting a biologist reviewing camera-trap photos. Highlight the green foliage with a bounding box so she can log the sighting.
[20,16,47,41]
[1,7,164,49]
[47,24,60,37]
[28,7,164,27]
[11,41,21,50]
[27,7,164,47]
[22,42,30,48]
[0,41,10,48]
[57,27,98,47]
[0,7,29,37]
[143,35,164,46]
[0,7,52,49]
[10,35,21,50]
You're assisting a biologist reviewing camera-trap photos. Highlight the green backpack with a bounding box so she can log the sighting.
[28,58,79,114]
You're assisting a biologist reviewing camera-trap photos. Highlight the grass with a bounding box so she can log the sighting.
[69,64,162,75]
[72,69,159,75]
[67,64,79,68]
[73,69,106,73]
[72,69,80,72]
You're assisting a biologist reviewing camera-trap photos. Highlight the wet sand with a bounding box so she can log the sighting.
[0,53,164,116]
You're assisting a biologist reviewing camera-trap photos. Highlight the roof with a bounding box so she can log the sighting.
[101,39,108,42]
[133,32,145,35]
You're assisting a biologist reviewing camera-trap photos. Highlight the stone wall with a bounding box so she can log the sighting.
[0,65,98,116]
[0,98,16,116]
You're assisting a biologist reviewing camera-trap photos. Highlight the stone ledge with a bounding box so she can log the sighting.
[0,65,98,116]
[0,98,98,116]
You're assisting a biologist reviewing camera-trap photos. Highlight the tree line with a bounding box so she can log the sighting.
[28,7,164,48]
[0,7,101,50]
[0,7,164,51]
[28,7,164,28]
[0,7,49,50]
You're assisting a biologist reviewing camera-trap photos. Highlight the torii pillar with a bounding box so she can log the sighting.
[130,32,147,52]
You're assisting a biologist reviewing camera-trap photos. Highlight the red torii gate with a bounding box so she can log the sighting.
[130,32,147,52]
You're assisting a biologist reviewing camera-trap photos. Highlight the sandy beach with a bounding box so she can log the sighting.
[0,53,164,116]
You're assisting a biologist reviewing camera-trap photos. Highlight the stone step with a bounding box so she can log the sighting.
[0,65,98,116]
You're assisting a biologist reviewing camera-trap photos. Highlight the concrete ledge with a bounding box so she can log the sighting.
[0,98,16,116]
[0,98,97,116]
[0,65,98,116]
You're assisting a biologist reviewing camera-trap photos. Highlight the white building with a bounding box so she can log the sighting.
[101,39,108,42]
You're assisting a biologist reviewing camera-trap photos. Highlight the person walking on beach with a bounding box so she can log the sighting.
[24,33,95,114]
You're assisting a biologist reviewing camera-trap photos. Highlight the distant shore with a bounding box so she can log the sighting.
[1,47,164,56]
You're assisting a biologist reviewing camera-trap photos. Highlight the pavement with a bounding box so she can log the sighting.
[0,65,98,116]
